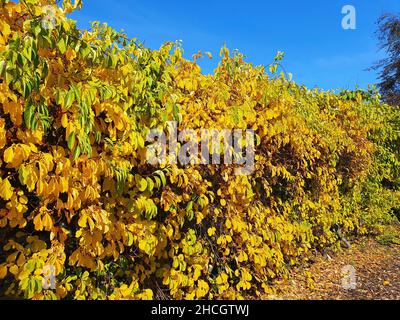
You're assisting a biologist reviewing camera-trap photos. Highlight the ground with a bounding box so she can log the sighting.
[266,224,400,300]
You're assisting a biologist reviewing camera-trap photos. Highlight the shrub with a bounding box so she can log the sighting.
[0,0,399,300]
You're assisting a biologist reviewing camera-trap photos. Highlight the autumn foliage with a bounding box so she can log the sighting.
[0,0,399,300]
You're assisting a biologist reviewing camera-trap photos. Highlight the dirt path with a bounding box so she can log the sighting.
[266,225,400,300]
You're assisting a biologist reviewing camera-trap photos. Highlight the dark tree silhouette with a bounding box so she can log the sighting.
[374,13,400,106]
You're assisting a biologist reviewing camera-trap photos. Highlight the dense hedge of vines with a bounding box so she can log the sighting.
[0,0,399,300]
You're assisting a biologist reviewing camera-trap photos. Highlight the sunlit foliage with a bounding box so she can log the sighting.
[0,0,399,300]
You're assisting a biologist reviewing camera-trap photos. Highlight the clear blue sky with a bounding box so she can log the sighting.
[70,0,400,91]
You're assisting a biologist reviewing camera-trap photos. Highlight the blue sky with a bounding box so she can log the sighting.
[70,0,400,91]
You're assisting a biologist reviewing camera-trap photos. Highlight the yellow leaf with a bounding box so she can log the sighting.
[33,6,43,16]
[0,20,11,46]
[0,264,7,279]
[207,227,216,237]
[238,251,248,263]
[87,217,95,231]
[42,213,53,231]
[196,211,204,224]
[135,175,147,192]
[9,265,18,276]
[204,52,213,59]
[59,176,69,193]
[17,268,31,281]
[65,48,77,61]
[16,253,25,267]
[0,118,6,149]
[78,214,87,228]
[193,268,201,281]
[195,280,209,299]
[0,20,11,38]
[61,114,69,128]
[4,144,31,168]
[3,146,14,164]
[33,214,43,231]
[0,178,13,200]
[3,101,23,126]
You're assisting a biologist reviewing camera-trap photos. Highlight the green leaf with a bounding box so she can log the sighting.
[27,278,36,299]
[135,175,148,192]
[155,170,166,187]
[57,38,67,54]
[186,201,193,212]
[127,232,134,246]
[67,132,76,150]
[65,89,75,109]
[25,260,36,273]
[80,43,90,58]
[173,104,180,121]
[42,61,49,79]
[146,177,154,192]
[153,176,161,189]
[24,104,34,129]
[17,53,25,66]
[23,80,33,99]
[186,201,194,221]
[31,117,38,131]
[73,145,81,160]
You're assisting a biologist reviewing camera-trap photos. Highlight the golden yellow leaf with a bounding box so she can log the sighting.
[33,214,43,231]
[65,48,77,61]
[78,214,87,228]
[0,178,13,200]
[195,280,209,299]
[207,227,216,237]
[3,101,23,126]
[42,213,53,231]
[9,265,18,276]
[0,264,7,279]
[61,114,69,128]
[0,119,6,149]
[3,146,14,164]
